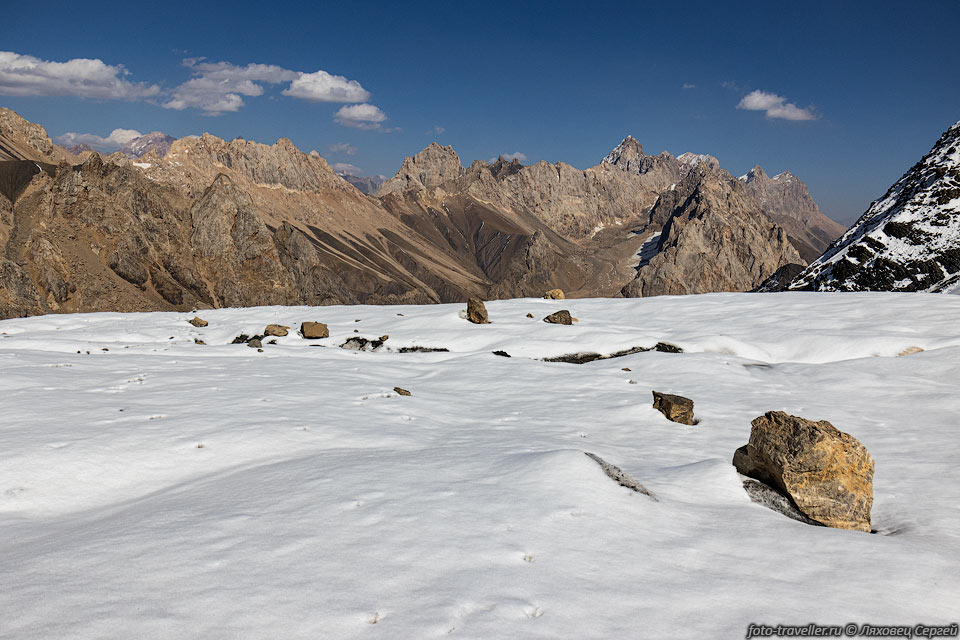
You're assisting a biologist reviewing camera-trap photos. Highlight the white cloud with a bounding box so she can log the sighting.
[682,83,696,89]
[488,152,527,163]
[282,70,370,103]
[0,51,160,99]
[334,103,388,129]
[329,142,358,155]
[332,162,364,175]
[427,125,445,135]
[165,59,373,115]
[737,89,817,121]
[163,60,298,114]
[55,128,143,152]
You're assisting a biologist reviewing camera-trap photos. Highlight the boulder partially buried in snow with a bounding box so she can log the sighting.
[543,288,565,300]
[300,322,329,339]
[733,411,874,532]
[466,298,489,324]
[652,391,696,425]
[543,310,573,325]
[265,324,290,337]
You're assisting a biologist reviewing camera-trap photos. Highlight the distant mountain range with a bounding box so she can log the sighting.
[1,106,856,318]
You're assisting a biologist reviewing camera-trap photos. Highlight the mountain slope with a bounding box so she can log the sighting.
[791,121,960,293]
[740,166,847,262]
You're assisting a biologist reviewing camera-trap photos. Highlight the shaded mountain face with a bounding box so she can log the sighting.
[740,166,847,262]
[0,108,839,319]
[791,121,960,293]
[338,172,384,195]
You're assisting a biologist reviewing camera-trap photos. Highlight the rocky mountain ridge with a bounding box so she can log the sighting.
[1,107,844,318]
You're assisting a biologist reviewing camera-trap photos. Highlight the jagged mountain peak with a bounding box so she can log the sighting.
[379,142,464,195]
[602,136,646,167]
[791,119,960,292]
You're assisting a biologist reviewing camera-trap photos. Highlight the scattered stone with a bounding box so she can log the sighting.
[393,387,411,396]
[897,346,923,356]
[526,313,534,318]
[188,316,208,327]
[653,342,683,353]
[622,367,631,371]
[585,452,657,501]
[264,324,290,337]
[397,313,404,316]
[399,346,449,353]
[102,347,109,351]
[543,343,683,365]
[379,335,389,342]
[355,319,362,322]
[300,322,329,339]
[492,350,511,357]
[267,339,277,345]
[194,338,206,345]
[354,329,359,332]
[467,298,489,324]
[232,334,251,344]
[652,391,696,425]
[342,336,385,351]
[543,289,565,300]
[733,411,874,531]
[543,310,573,325]
[247,338,263,348]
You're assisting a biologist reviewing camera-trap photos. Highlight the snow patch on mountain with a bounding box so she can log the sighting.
[791,121,960,292]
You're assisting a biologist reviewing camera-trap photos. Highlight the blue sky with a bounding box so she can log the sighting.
[2,0,958,224]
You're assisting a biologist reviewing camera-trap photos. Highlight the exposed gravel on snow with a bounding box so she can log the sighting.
[1,293,958,639]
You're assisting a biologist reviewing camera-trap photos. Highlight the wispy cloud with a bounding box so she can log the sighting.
[426,125,445,135]
[329,142,358,155]
[55,128,142,152]
[163,60,297,113]
[682,83,696,89]
[334,103,388,129]
[488,151,527,163]
[0,51,160,99]
[737,89,817,121]
[332,161,364,175]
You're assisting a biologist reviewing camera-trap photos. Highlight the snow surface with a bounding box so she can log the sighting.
[2,293,959,639]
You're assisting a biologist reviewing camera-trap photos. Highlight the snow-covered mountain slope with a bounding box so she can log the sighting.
[2,294,959,638]
[792,121,960,292]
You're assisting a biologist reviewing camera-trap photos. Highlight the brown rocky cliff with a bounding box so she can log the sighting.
[623,166,803,296]
[741,165,846,261]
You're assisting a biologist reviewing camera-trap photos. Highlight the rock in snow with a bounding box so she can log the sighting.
[543,310,573,325]
[734,411,874,531]
[652,391,696,425]
[466,298,489,324]
[300,321,329,339]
